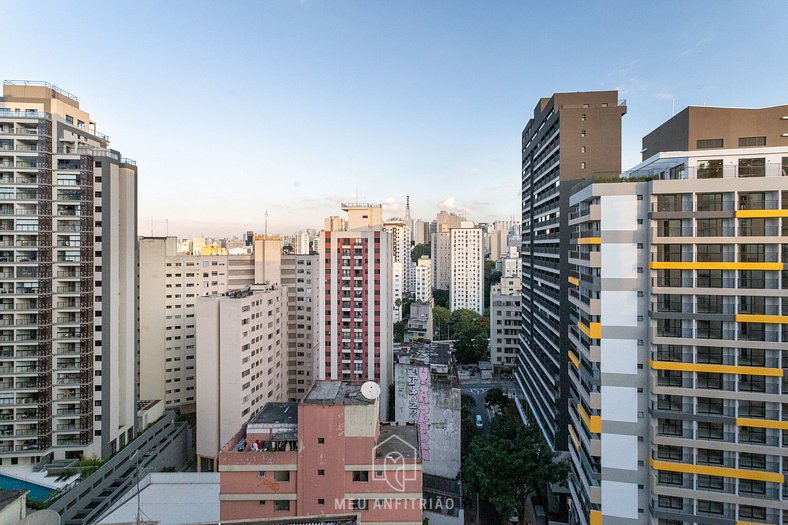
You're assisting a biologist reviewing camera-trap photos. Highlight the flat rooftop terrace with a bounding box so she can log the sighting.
[303,381,375,406]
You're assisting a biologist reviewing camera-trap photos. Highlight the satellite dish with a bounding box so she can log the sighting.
[360,381,381,400]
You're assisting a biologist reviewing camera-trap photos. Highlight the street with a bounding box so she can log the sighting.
[460,379,515,433]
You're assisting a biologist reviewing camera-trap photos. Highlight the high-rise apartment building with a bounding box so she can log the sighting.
[518,90,626,451]
[281,253,319,401]
[319,204,393,416]
[565,105,788,525]
[195,285,286,471]
[138,237,228,411]
[431,231,451,291]
[0,81,137,463]
[449,222,483,314]
[414,255,432,304]
[293,231,311,255]
[384,219,411,323]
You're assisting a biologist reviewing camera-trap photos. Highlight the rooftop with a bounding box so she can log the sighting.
[249,402,298,426]
[303,381,375,406]
[97,473,218,525]
[0,489,27,511]
[395,341,452,367]
[375,423,420,460]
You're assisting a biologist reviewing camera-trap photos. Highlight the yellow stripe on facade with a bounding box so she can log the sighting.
[568,276,580,286]
[735,209,788,218]
[648,457,784,483]
[577,237,602,245]
[735,418,788,430]
[568,424,580,451]
[649,261,783,271]
[568,350,581,369]
[590,510,602,525]
[648,359,784,377]
[578,322,602,339]
[578,404,601,434]
[735,314,788,324]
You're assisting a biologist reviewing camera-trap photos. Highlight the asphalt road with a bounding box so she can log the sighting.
[460,379,515,433]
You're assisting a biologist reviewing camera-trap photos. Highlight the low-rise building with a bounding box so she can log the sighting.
[405,302,433,342]
[218,381,422,524]
[490,279,521,376]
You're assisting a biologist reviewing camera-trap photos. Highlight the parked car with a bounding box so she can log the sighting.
[475,414,483,429]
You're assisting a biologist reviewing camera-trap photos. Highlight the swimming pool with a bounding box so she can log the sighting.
[0,474,55,500]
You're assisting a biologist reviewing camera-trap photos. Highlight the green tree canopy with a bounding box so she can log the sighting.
[462,414,569,517]
[432,306,450,339]
[433,289,449,309]
[411,243,431,262]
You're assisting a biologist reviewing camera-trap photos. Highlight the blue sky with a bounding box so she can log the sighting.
[4,1,786,236]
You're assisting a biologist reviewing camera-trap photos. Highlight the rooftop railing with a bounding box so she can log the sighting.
[3,80,78,101]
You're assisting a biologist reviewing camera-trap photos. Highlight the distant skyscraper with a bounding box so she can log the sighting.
[414,256,432,304]
[449,222,483,314]
[319,204,393,416]
[0,80,138,461]
[383,219,411,322]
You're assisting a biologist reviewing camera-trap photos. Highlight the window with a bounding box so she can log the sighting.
[274,501,290,511]
[581,162,586,169]
[317,437,325,444]
[738,136,766,147]
[696,138,723,149]
[657,496,683,510]
[257,471,267,478]
[581,130,586,137]
[317,469,325,476]
[739,505,766,521]
[318,498,325,505]
[696,475,723,491]
[697,159,723,179]
[259,500,267,506]
[739,157,765,177]
[581,146,586,153]
[274,471,290,482]
[697,500,723,515]
[352,470,369,482]
[65,115,74,125]
[782,157,788,177]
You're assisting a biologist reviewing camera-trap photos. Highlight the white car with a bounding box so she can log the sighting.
[475,415,483,429]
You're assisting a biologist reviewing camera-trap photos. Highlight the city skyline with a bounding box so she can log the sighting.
[3,1,786,235]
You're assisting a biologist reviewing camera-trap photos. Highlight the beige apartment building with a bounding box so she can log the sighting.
[138,237,229,411]
[195,285,287,472]
[0,81,137,463]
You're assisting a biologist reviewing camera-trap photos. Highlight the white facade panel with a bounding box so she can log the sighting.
[601,434,638,471]
[601,386,638,423]
[600,291,638,327]
[600,339,638,375]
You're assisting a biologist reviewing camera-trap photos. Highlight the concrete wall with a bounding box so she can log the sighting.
[393,365,461,479]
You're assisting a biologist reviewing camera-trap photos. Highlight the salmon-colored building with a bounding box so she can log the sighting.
[218,381,423,524]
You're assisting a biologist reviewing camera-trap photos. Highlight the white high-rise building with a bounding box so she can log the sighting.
[0,81,137,462]
[414,256,432,304]
[449,222,483,314]
[293,231,310,255]
[392,261,404,322]
[195,285,286,471]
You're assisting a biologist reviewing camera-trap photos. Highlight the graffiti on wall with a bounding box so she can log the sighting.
[406,366,431,461]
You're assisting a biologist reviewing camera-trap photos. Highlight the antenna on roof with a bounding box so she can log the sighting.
[405,196,411,220]
[265,209,268,236]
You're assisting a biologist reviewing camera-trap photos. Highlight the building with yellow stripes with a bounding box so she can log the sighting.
[564,105,788,525]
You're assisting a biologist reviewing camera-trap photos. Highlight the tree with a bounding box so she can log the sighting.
[432,306,450,339]
[432,289,449,309]
[393,320,406,342]
[411,243,431,262]
[485,387,509,409]
[462,414,569,518]
[484,260,502,311]
[453,331,488,364]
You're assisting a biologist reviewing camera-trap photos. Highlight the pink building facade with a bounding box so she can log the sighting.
[219,381,422,524]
